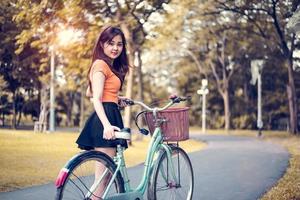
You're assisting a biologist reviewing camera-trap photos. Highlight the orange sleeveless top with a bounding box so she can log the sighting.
[87,60,121,104]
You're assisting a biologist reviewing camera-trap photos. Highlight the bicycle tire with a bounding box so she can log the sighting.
[56,150,124,200]
[148,145,194,200]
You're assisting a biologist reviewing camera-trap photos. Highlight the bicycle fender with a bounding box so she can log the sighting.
[55,150,113,188]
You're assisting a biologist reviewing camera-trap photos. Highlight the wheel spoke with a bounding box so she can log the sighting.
[149,146,194,200]
[68,176,86,197]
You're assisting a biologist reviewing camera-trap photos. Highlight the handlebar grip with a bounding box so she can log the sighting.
[123,99,135,106]
[172,96,191,103]
[115,128,131,140]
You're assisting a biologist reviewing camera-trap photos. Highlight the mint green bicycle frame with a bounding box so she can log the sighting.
[102,126,178,200]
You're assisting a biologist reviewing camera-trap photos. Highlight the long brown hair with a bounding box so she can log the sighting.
[87,26,129,92]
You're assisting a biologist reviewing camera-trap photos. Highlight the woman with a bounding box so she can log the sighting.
[76,26,129,198]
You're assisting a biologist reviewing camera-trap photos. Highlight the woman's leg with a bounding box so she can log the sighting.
[92,147,116,199]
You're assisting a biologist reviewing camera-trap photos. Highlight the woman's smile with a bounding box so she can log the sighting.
[111,51,118,56]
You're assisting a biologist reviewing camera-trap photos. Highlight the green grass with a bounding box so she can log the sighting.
[260,135,300,200]
[0,129,205,192]
[3,127,297,199]
[190,127,300,200]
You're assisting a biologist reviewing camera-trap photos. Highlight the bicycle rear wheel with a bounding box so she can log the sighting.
[148,145,194,200]
[56,151,124,200]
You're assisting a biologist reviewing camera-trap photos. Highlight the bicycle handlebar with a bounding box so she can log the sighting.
[123,95,191,112]
[122,95,191,136]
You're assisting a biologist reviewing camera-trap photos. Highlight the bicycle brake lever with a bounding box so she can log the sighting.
[139,128,149,135]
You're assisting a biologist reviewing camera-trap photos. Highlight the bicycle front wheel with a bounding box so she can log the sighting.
[56,150,124,200]
[148,145,194,200]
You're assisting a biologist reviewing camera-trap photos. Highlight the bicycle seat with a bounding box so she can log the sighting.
[115,128,131,140]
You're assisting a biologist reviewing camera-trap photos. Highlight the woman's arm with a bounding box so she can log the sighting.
[91,71,120,139]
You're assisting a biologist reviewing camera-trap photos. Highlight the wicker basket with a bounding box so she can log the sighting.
[144,107,189,141]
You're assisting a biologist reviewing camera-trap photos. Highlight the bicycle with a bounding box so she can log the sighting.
[55,95,194,200]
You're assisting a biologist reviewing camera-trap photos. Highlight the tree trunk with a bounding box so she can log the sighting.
[121,24,135,129]
[12,91,16,129]
[66,92,74,127]
[286,59,298,134]
[35,85,49,132]
[272,9,298,134]
[136,49,144,141]
[2,113,4,126]
[17,108,22,126]
[243,82,249,104]
[124,67,134,128]
[222,85,231,131]
[66,110,72,127]
[79,84,85,130]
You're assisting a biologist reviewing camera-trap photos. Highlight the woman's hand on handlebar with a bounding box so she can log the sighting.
[118,96,133,108]
[103,125,120,140]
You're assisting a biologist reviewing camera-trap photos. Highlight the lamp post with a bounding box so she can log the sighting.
[250,59,264,137]
[197,79,209,134]
[48,27,84,132]
[49,46,55,132]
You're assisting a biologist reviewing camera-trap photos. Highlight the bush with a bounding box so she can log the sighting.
[232,114,256,129]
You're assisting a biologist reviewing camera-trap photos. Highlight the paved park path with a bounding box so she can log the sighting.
[0,133,289,200]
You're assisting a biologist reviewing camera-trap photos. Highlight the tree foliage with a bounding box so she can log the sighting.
[142,0,300,133]
[1,0,299,133]
[10,0,172,129]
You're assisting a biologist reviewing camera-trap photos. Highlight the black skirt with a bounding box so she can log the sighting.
[76,102,128,150]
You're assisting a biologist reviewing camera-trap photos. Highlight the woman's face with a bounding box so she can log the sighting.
[103,35,123,60]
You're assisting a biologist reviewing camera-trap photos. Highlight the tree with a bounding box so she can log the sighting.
[14,0,172,132]
[140,0,296,132]
[0,0,45,129]
[149,0,245,130]
[0,94,10,126]
[13,0,103,130]
[0,0,21,128]
[208,0,299,133]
